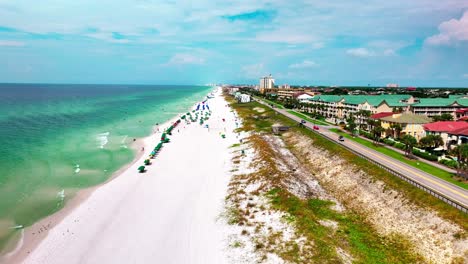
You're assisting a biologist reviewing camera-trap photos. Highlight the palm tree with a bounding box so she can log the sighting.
[356,110,371,131]
[401,134,417,157]
[389,123,403,138]
[451,144,468,180]
[370,119,384,143]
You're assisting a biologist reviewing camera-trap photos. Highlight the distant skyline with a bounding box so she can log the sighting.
[0,1,467,87]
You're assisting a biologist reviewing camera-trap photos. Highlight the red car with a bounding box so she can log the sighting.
[313,125,319,130]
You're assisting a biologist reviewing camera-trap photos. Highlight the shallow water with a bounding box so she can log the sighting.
[0,84,211,251]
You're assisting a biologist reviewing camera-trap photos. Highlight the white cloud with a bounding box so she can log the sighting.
[383,49,396,56]
[167,53,205,65]
[0,40,25,47]
[241,63,265,79]
[426,10,468,45]
[463,73,468,78]
[346,48,375,57]
[289,60,318,69]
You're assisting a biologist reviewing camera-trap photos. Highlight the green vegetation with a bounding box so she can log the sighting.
[253,96,284,109]
[286,110,329,125]
[329,128,468,189]
[226,96,466,231]
[267,188,423,263]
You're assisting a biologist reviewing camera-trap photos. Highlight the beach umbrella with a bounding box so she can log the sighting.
[144,159,151,165]
[138,166,145,173]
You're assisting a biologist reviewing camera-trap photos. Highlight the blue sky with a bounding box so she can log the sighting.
[0,0,467,87]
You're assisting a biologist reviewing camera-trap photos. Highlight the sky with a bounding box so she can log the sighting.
[0,0,468,87]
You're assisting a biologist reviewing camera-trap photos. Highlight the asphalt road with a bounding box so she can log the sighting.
[255,99,468,210]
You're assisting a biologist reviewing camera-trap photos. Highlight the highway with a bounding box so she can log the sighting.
[255,99,468,212]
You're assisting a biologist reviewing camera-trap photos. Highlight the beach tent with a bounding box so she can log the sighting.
[196,104,200,111]
[202,104,205,110]
[138,166,145,173]
[206,105,210,110]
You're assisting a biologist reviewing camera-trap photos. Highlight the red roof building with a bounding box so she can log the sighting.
[423,121,468,133]
[424,121,468,149]
[370,112,393,119]
[449,126,468,137]
[455,108,468,120]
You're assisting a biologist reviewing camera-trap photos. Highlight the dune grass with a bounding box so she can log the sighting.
[226,96,467,231]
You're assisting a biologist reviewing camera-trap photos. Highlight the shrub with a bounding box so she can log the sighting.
[393,142,406,150]
[383,139,395,146]
[412,149,438,161]
[439,159,458,169]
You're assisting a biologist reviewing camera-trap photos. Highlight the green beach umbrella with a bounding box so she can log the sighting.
[138,166,145,172]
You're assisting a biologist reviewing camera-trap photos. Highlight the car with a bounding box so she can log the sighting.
[338,136,344,142]
[300,119,306,124]
[313,125,319,130]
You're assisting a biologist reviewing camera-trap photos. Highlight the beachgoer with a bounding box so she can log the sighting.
[133,138,136,142]
[141,147,144,152]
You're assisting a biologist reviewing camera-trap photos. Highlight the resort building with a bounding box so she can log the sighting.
[455,108,468,121]
[448,127,468,146]
[306,94,413,120]
[259,74,275,93]
[378,113,432,140]
[423,121,468,150]
[409,95,468,118]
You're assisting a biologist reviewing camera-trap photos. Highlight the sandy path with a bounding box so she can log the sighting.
[20,91,236,264]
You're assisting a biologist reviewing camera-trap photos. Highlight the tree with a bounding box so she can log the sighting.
[451,144,468,180]
[356,110,371,131]
[419,135,444,150]
[370,120,384,143]
[389,123,403,138]
[346,116,357,134]
[432,113,454,121]
[401,134,417,157]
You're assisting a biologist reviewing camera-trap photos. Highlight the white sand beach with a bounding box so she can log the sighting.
[11,90,238,264]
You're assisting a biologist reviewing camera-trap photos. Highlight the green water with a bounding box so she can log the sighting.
[0,84,212,252]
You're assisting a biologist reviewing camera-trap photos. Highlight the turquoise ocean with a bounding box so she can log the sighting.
[0,84,212,252]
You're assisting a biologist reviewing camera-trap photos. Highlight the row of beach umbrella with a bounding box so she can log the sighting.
[138,118,182,173]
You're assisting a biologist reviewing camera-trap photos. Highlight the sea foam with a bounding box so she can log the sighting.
[97,132,110,149]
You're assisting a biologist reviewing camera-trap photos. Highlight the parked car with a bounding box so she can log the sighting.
[313,125,319,130]
[338,136,344,142]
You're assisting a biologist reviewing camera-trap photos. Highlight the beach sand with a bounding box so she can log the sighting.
[7,90,237,264]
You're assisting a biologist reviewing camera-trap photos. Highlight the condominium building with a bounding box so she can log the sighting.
[410,95,468,118]
[259,74,275,93]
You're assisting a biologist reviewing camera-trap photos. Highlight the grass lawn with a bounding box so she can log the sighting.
[286,110,330,126]
[254,96,285,109]
[329,128,468,189]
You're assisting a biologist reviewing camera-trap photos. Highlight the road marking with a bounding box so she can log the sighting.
[264,103,467,204]
[346,140,468,201]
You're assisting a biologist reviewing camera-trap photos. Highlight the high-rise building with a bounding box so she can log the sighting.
[260,74,275,90]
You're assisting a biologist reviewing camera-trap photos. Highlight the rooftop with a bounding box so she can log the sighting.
[449,126,468,137]
[370,112,393,119]
[423,121,468,133]
[380,113,432,124]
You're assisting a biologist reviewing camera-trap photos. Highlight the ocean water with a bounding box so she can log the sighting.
[0,84,212,252]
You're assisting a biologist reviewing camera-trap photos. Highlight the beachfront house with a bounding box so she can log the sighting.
[423,121,468,150]
[377,113,432,140]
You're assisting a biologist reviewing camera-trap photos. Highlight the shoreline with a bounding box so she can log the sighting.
[1,91,214,264]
